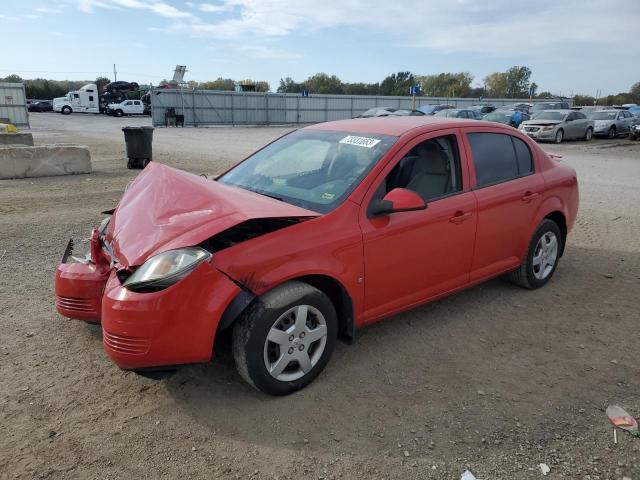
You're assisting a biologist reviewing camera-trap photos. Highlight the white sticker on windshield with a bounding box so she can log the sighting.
[339,135,381,148]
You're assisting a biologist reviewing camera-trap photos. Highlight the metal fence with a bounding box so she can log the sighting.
[0,83,29,127]
[151,89,571,127]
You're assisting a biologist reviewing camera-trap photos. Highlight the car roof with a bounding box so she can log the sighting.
[304,116,510,136]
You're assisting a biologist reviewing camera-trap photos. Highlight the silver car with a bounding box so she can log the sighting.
[518,109,594,143]
[588,109,637,138]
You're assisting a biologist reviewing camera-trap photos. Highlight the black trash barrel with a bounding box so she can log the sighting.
[122,126,154,169]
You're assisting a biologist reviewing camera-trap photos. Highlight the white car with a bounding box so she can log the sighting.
[107,100,145,117]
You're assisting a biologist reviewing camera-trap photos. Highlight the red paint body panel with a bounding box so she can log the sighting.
[55,262,109,322]
[101,261,239,369]
[53,117,579,372]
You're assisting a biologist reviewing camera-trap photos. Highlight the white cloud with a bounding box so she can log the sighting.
[235,45,301,60]
[76,0,197,19]
[189,2,233,13]
[36,7,64,14]
[163,0,639,57]
[23,14,42,19]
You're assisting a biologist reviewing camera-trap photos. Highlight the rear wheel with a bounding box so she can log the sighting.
[608,126,616,139]
[554,129,564,144]
[583,127,593,141]
[141,159,150,168]
[232,281,337,395]
[508,219,562,289]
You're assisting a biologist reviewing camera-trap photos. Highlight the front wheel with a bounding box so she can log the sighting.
[115,109,124,117]
[61,106,71,115]
[554,129,564,144]
[508,219,562,289]
[232,281,337,395]
[583,127,593,141]
[608,126,616,139]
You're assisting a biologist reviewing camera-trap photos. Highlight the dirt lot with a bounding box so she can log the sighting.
[1,113,639,480]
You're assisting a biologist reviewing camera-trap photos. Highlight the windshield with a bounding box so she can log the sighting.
[589,111,617,120]
[531,111,566,121]
[360,108,394,117]
[485,112,510,122]
[418,105,436,114]
[434,109,458,117]
[532,103,555,111]
[218,130,397,213]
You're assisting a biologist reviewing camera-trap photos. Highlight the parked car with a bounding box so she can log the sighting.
[28,101,53,112]
[357,107,424,118]
[104,81,140,93]
[587,109,637,138]
[530,101,571,114]
[107,99,145,117]
[55,116,579,395]
[434,108,478,119]
[501,103,532,115]
[417,104,455,115]
[519,110,593,143]
[484,110,530,127]
[629,123,640,140]
[470,104,496,115]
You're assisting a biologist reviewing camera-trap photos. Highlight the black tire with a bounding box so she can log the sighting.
[61,106,72,115]
[554,129,564,144]
[115,109,124,117]
[141,159,150,168]
[508,219,562,289]
[607,126,616,139]
[126,160,133,169]
[583,127,593,141]
[232,281,337,395]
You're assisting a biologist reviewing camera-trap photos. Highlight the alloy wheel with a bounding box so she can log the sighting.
[263,305,328,382]
[532,232,558,280]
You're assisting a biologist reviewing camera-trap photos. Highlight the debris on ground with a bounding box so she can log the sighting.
[539,463,550,475]
[460,470,477,480]
[607,405,640,438]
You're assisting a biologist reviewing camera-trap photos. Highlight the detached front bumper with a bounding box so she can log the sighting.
[54,234,242,370]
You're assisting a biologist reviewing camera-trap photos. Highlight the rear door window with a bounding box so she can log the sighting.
[467,132,533,188]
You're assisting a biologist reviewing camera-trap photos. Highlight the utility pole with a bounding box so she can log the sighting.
[113,64,117,82]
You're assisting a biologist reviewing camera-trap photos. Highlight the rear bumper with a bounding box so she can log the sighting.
[100,262,240,370]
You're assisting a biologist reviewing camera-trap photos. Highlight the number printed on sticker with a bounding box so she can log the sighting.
[339,135,381,148]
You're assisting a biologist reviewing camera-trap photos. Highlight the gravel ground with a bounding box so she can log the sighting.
[1,113,639,480]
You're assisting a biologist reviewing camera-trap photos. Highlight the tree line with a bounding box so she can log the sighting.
[2,70,639,106]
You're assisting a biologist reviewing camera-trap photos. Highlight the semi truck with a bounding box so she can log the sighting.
[53,82,144,115]
[53,83,100,114]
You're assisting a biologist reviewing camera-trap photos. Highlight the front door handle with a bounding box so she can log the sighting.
[449,211,473,224]
[522,191,539,203]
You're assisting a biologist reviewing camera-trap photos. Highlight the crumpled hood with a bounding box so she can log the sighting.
[105,162,319,268]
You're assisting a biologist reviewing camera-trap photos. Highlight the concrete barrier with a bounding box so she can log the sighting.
[0,132,34,146]
[0,144,92,179]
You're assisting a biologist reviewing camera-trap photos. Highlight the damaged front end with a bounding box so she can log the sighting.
[54,218,113,323]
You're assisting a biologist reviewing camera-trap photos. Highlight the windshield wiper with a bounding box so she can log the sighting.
[243,186,284,202]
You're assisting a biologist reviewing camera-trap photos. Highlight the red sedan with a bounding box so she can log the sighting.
[55,117,579,395]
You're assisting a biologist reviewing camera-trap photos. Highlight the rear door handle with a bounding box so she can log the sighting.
[521,191,539,203]
[449,211,473,224]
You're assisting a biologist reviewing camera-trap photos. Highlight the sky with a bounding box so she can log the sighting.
[1,0,638,96]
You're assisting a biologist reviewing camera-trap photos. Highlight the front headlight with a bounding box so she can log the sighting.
[542,126,555,131]
[123,247,211,292]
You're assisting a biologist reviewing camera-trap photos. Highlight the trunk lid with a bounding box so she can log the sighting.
[105,162,319,267]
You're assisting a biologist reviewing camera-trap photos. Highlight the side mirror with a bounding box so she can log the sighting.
[370,188,426,216]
